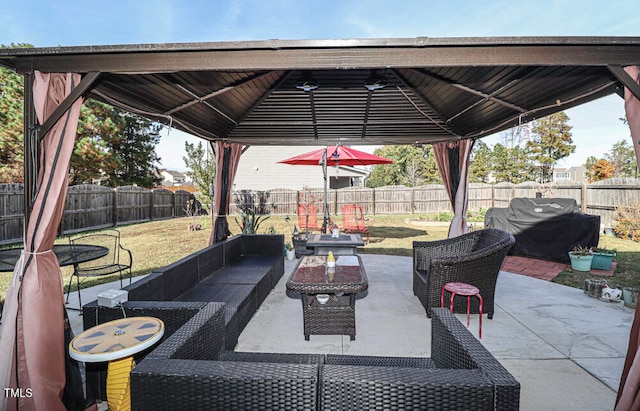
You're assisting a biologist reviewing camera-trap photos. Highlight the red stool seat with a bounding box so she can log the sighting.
[441,282,483,339]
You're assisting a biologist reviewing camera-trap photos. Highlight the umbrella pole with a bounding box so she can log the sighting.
[323,147,328,233]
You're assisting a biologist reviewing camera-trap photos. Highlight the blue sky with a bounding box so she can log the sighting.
[2,0,638,170]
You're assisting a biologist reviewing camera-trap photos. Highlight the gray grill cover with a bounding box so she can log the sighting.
[485,198,600,263]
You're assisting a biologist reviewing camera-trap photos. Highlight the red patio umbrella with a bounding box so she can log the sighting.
[278,145,392,232]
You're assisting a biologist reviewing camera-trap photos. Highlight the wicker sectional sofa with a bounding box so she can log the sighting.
[82,234,284,400]
[81,234,519,410]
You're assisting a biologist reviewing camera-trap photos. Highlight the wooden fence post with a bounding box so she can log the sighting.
[113,189,118,227]
[372,188,376,215]
[492,185,497,209]
[150,189,155,221]
[581,182,588,213]
[410,187,415,214]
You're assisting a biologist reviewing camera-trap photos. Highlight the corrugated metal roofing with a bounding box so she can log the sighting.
[1,36,638,145]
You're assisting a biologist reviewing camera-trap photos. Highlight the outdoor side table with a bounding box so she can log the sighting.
[69,316,164,411]
[441,282,483,339]
[305,233,364,255]
[0,244,109,273]
[286,255,368,340]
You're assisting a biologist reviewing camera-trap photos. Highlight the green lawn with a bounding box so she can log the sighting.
[2,214,639,308]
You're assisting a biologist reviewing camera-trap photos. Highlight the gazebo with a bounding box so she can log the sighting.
[1,36,639,410]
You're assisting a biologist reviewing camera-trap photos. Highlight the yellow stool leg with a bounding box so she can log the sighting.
[107,356,134,411]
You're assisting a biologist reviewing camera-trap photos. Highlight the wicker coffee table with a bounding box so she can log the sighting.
[286,255,368,340]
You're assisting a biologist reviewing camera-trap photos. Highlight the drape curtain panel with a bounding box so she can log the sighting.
[616,64,640,411]
[0,72,83,411]
[433,139,475,238]
[210,142,243,244]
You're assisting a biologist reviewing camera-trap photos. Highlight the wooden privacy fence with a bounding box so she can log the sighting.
[0,184,194,245]
[229,179,640,229]
[2,178,639,244]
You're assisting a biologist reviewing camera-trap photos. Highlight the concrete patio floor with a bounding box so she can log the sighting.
[67,254,633,411]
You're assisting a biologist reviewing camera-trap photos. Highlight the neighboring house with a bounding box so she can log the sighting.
[159,169,193,186]
[232,146,370,191]
[553,165,586,183]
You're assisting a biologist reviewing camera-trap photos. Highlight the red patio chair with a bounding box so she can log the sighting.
[341,204,370,243]
[297,203,322,233]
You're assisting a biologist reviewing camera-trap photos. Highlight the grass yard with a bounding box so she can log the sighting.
[1,213,639,306]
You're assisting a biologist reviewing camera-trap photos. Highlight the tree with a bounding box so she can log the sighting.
[588,159,615,182]
[490,143,536,183]
[0,43,32,183]
[103,112,162,188]
[469,140,492,183]
[0,50,162,186]
[584,155,599,183]
[0,66,23,182]
[605,140,637,177]
[71,100,162,187]
[366,145,440,188]
[70,100,118,185]
[527,112,575,183]
[183,141,216,208]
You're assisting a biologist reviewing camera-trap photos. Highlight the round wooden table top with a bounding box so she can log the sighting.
[69,316,164,363]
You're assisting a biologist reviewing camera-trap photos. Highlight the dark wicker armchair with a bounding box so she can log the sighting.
[413,228,515,319]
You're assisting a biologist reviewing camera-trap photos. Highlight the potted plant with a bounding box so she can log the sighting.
[568,245,593,272]
[284,242,295,260]
[623,287,638,309]
[292,233,312,258]
[590,247,616,270]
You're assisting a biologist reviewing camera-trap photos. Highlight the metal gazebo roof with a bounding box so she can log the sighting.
[1,36,640,146]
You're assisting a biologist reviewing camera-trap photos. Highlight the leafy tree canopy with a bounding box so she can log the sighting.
[366,145,440,188]
[605,139,638,178]
[183,141,216,206]
[588,158,615,183]
[0,43,32,182]
[526,112,575,183]
[0,46,162,187]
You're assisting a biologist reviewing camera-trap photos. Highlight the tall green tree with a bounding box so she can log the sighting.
[71,100,162,187]
[490,143,536,183]
[0,47,161,186]
[469,140,492,183]
[70,100,118,184]
[183,141,216,207]
[103,112,162,187]
[526,112,575,183]
[366,145,440,188]
[0,43,32,183]
[605,139,638,177]
[585,155,599,183]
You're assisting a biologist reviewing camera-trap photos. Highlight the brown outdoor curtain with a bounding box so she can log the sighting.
[433,139,475,238]
[209,142,244,244]
[616,64,640,411]
[0,72,83,411]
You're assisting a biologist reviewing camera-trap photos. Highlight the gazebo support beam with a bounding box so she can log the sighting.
[35,71,101,142]
[23,72,36,220]
[609,65,640,100]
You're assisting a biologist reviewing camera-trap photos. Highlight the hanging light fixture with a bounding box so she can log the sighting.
[295,80,319,91]
[364,70,387,91]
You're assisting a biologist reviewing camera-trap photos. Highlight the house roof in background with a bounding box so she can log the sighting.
[2,36,639,146]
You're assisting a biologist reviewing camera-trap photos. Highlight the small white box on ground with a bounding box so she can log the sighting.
[97,289,128,307]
